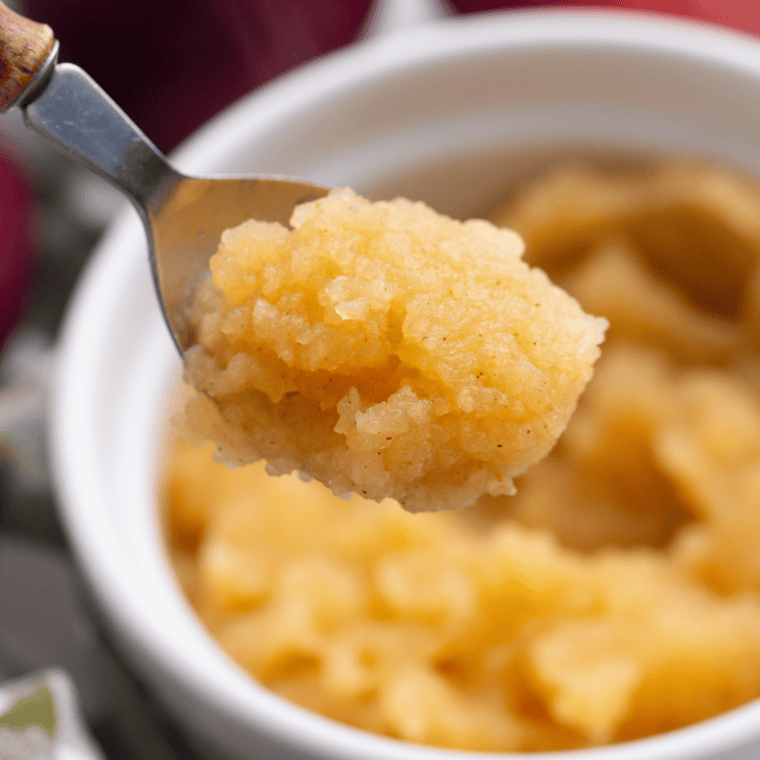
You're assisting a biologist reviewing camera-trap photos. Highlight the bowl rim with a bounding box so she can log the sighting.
[50,8,760,760]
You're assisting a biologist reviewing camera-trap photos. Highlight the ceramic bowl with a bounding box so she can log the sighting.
[50,9,760,760]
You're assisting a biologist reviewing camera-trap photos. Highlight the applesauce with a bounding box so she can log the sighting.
[164,160,760,752]
[178,188,606,512]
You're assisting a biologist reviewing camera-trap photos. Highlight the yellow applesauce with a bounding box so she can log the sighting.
[164,161,760,752]
[178,188,607,512]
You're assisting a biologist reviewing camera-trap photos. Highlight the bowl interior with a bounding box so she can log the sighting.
[52,11,760,760]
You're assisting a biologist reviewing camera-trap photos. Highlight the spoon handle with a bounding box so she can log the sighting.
[24,64,179,211]
[0,1,55,111]
[0,0,179,220]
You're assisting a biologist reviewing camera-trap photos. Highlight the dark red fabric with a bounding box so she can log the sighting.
[23,0,376,154]
[448,1,760,36]
[0,154,32,352]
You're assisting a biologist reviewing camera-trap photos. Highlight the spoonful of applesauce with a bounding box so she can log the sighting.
[0,3,607,513]
[0,1,328,352]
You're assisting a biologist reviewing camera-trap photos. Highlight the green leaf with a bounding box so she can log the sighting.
[0,684,56,738]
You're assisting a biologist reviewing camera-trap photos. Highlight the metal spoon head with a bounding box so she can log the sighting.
[13,59,328,356]
[147,176,329,353]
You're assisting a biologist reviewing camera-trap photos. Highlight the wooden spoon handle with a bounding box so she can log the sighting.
[0,1,54,111]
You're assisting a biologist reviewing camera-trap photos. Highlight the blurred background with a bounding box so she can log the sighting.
[0,0,757,756]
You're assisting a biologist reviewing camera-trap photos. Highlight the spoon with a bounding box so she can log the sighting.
[0,2,329,352]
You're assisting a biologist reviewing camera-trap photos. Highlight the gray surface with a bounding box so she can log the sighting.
[0,121,194,760]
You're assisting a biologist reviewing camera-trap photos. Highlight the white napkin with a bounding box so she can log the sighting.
[0,669,105,760]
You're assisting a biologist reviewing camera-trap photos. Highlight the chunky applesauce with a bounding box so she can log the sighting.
[164,161,760,752]
[178,188,607,512]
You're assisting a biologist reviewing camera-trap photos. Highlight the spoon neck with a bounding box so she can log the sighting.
[22,62,181,215]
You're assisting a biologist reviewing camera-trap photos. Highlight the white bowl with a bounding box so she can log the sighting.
[50,9,760,760]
